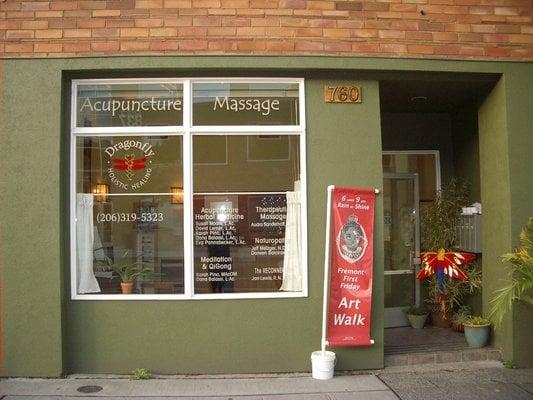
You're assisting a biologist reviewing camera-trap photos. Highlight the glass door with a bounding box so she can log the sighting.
[383,173,420,328]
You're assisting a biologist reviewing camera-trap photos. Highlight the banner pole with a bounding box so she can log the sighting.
[321,185,335,354]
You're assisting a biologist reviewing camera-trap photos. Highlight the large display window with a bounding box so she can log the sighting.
[70,78,307,300]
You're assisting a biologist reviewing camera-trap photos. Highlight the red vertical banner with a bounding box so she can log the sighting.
[327,187,375,347]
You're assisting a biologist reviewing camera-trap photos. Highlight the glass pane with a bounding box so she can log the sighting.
[193,135,302,294]
[76,83,183,127]
[193,135,300,193]
[384,274,414,308]
[76,136,183,194]
[383,178,416,272]
[75,136,184,296]
[193,193,288,294]
[383,154,437,201]
[193,82,299,126]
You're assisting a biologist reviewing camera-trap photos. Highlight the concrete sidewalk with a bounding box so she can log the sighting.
[2,361,532,400]
[0,373,398,400]
[378,361,533,400]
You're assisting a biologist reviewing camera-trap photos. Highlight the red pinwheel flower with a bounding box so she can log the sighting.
[416,248,476,311]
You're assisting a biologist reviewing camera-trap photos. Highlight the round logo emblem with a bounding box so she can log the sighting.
[104,140,155,191]
[336,215,368,263]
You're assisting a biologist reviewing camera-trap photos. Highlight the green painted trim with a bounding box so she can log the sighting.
[4,55,531,75]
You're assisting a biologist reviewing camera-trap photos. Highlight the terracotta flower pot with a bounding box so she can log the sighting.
[431,309,452,328]
[121,282,134,294]
[452,322,465,333]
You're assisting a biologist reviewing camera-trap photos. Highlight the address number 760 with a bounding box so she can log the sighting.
[324,85,362,103]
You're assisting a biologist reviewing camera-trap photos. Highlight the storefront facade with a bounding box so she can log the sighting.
[1,1,532,378]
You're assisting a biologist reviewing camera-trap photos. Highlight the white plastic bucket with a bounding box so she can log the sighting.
[311,350,336,380]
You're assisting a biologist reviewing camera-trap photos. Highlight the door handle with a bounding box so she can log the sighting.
[410,250,421,269]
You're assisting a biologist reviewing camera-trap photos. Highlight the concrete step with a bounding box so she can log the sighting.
[385,347,502,367]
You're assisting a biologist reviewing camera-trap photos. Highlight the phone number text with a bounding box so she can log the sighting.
[96,212,164,224]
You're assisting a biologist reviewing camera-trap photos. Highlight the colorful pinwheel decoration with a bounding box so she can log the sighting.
[416,248,476,312]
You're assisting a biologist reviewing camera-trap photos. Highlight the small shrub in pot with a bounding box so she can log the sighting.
[404,306,429,329]
[463,316,491,348]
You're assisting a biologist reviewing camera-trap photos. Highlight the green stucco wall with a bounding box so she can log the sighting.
[1,56,531,376]
[478,67,533,367]
[503,68,533,367]
[1,60,65,377]
[478,78,514,359]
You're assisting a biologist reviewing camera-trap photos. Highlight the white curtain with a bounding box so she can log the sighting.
[280,190,302,291]
[76,194,101,294]
[93,226,106,262]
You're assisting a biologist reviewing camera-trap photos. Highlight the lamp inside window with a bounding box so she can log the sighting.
[93,183,109,202]
[171,187,184,204]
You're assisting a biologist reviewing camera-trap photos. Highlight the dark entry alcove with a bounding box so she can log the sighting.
[379,75,499,358]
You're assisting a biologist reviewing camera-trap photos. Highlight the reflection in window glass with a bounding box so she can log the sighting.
[75,136,184,295]
[193,135,300,193]
[193,135,302,294]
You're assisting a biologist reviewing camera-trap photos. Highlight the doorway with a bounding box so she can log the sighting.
[383,173,420,328]
[382,151,441,327]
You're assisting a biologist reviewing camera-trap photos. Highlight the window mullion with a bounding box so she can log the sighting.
[183,80,194,299]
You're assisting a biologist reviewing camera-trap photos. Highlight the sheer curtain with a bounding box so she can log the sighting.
[280,189,302,291]
[76,193,101,294]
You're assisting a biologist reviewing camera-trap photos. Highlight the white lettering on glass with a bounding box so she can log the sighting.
[104,140,155,157]
[213,96,280,116]
[79,97,182,117]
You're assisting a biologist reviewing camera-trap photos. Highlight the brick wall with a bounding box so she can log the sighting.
[1,0,532,60]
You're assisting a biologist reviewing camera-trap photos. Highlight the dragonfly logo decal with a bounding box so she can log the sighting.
[112,154,147,180]
[104,140,155,191]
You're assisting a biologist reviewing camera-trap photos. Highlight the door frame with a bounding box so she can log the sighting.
[383,172,421,328]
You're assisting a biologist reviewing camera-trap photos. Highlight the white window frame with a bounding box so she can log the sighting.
[70,77,308,300]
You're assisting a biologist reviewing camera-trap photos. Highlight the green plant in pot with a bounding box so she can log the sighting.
[419,180,481,327]
[101,255,156,294]
[425,262,482,328]
[463,316,491,348]
[489,217,533,327]
[404,306,429,329]
[451,305,472,333]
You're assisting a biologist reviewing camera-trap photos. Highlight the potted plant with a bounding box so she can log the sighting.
[425,262,482,327]
[100,255,156,294]
[404,306,429,329]
[419,180,481,326]
[489,217,533,326]
[451,305,472,332]
[463,316,491,348]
